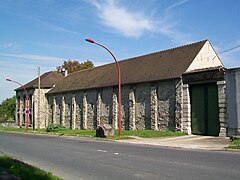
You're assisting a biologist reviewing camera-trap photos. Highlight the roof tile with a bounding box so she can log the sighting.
[48,40,208,94]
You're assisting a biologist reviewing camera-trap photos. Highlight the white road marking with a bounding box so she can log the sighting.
[97,150,107,153]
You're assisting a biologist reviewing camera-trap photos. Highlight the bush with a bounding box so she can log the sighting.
[47,123,66,132]
[0,96,16,121]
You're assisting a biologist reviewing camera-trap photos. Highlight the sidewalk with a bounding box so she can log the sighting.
[117,135,230,150]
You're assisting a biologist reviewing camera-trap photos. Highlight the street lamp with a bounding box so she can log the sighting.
[6,78,29,132]
[85,38,122,136]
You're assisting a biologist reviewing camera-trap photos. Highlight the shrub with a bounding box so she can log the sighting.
[0,96,16,121]
[47,123,66,132]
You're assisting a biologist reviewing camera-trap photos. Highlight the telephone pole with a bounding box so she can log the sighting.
[38,66,41,129]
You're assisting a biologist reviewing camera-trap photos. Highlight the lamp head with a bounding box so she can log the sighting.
[85,38,95,43]
[6,78,12,82]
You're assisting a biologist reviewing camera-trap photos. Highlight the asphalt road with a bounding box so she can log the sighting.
[0,132,239,180]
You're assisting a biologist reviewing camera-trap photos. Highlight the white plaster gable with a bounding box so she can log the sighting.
[186,41,224,72]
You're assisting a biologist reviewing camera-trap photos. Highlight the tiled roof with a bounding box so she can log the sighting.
[15,71,64,91]
[48,40,208,94]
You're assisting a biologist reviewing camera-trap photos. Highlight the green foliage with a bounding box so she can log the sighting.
[0,127,26,132]
[227,139,240,149]
[46,123,66,132]
[56,60,94,74]
[0,96,16,121]
[0,155,61,180]
[117,130,186,138]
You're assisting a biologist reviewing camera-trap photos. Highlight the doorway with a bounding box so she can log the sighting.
[190,83,220,136]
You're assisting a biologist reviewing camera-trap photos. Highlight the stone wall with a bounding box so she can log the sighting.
[182,84,191,134]
[75,92,83,129]
[16,89,34,128]
[217,81,228,136]
[46,79,182,131]
[33,89,51,129]
[157,81,176,131]
[0,122,16,127]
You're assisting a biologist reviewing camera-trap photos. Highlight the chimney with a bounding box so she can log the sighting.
[64,70,68,77]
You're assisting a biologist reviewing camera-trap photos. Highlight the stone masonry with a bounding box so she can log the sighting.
[182,84,191,134]
[47,79,181,131]
[217,81,228,136]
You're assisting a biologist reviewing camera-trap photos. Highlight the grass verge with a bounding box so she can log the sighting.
[107,130,187,140]
[120,130,186,138]
[226,139,240,150]
[0,126,186,140]
[0,155,61,180]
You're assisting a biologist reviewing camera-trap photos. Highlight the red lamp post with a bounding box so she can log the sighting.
[85,38,122,136]
[6,78,29,132]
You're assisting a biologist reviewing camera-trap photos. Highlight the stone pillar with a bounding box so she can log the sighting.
[217,81,228,136]
[175,79,183,131]
[129,88,136,130]
[45,96,48,128]
[15,95,19,126]
[53,96,57,124]
[112,92,118,129]
[33,90,38,129]
[150,86,158,130]
[61,96,66,126]
[182,84,191,134]
[96,92,102,126]
[83,93,88,129]
[39,90,46,129]
[19,94,23,126]
[37,89,41,129]
[72,94,76,130]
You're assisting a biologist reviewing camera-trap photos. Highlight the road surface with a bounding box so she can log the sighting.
[0,132,239,180]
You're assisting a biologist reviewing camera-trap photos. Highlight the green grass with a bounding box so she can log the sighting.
[0,126,26,132]
[48,129,96,137]
[120,130,186,138]
[0,126,96,137]
[226,139,240,149]
[0,155,61,180]
[0,126,186,139]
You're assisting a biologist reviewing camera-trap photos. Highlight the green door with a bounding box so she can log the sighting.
[207,84,220,136]
[191,83,220,136]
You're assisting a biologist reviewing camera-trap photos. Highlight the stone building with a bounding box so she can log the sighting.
[15,71,64,129]
[226,68,240,136]
[45,40,227,136]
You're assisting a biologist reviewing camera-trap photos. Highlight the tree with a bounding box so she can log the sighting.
[57,60,94,74]
[0,96,16,121]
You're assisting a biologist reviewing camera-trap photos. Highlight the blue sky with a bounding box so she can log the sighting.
[0,0,240,103]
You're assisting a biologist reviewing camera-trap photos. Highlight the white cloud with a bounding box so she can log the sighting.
[165,0,189,12]
[0,53,65,64]
[21,15,82,36]
[89,0,154,37]
[88,0,193,44]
